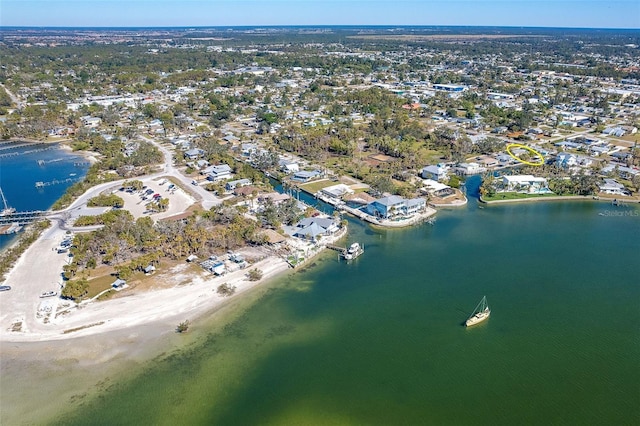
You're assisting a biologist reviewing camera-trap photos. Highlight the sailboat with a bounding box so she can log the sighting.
[0,187,16,216]
[465,296,490,327]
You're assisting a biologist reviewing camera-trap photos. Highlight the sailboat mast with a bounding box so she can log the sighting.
[0,187,8,210]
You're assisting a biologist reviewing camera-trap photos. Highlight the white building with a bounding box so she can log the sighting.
[502,175,550,194]
[319,184,354,199]
[598,179,628,196]
[421,164,450,182]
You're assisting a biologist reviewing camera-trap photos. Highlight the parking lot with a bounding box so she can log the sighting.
[117,177,196,220]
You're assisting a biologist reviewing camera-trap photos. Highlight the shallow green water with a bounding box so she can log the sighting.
[57,199,640,425]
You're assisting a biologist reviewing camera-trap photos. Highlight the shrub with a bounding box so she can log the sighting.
[247,268,263,281]
[216,283,237,297]
[176,320,191,333]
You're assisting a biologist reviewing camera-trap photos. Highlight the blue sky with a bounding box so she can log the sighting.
[1,1,638,29]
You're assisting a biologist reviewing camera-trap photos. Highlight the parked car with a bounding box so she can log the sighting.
[0,285,11,292]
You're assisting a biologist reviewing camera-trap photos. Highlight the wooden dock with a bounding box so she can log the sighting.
[326,244,346,253]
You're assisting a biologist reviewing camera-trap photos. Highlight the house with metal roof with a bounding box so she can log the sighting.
[184,148,205,160]
[421,164,450,182]
[502,175,550,193]
[292,217,340,240]
[598,179,628,195]
[204,164,233,181]
[291,170,322,182]
[225,178,251,191]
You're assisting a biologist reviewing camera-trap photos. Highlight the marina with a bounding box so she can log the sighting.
[0,141,90,250]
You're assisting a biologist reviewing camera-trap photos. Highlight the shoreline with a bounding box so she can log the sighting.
[0,266,294,426]
[0,241,292,343]
[0,212,347,344]
[480,194,640,205]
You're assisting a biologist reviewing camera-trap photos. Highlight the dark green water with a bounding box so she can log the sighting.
[57,198,640,425]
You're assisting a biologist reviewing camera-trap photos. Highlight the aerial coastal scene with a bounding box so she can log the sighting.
[0,1,639,424]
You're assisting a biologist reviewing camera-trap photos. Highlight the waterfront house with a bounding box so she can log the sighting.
[319,184,354,200]
[291,170,322,183]
[455,162,486,175]
[422,179,454,197]
[366,195,426,219]
[502,175,550,193]
[598,179,628,196]
[293,217,340,239]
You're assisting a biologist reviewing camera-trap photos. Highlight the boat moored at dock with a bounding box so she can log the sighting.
[341,242,364,260]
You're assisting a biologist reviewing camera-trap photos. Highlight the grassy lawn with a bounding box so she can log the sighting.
[299,179,336,194]
[482,192,558,201]
[84,274,118,299]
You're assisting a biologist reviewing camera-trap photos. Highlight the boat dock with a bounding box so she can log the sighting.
[35,177,79,188]
[0,210,50,226]
[326,242,364,260]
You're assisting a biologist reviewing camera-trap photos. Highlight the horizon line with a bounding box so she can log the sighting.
[1,24,639,31]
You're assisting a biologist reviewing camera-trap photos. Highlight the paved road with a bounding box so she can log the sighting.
[0,134,222,337]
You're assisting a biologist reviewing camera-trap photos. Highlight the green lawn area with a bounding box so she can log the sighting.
[299,179,336,194]
[482,192,558,201]
[83,274,117,299]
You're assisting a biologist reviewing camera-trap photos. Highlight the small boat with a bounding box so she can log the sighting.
[342,242,364,260]
[40,291,58,298]
[0,223,22,235]
[465,296,490,327]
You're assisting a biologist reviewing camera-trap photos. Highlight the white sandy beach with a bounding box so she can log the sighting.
[0,222,291,343]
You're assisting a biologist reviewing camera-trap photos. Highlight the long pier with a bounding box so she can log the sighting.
[35,177,79,188]
[0,145,61,159]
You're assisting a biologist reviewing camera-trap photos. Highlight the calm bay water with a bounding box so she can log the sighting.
[0,141,89,249]
[55,180,640,425]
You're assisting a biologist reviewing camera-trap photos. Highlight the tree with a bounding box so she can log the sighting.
[61,277,89,301]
